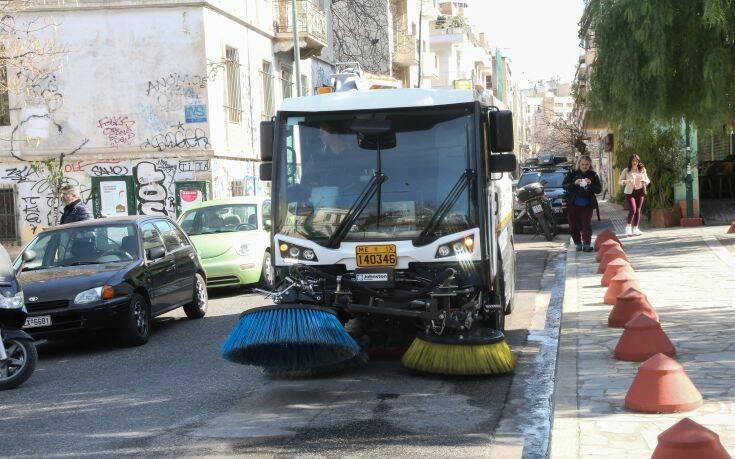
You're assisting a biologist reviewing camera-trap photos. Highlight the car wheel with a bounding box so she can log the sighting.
[258,251,275,290]
[184,273,208,319]
[119,293,151,346]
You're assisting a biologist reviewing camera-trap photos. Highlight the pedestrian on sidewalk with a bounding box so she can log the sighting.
[59,185,91,225]
[619,154,650,236]
[563,155,602,252]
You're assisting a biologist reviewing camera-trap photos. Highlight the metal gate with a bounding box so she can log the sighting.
[0,185,18,243]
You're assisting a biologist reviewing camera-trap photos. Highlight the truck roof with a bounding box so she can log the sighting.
[278,88,498,113]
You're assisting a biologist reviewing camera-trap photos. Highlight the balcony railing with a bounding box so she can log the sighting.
[273,0,327,56]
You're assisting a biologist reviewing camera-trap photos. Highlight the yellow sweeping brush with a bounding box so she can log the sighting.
[401,329,516,376]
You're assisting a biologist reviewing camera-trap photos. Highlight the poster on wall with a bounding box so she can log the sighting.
[100,181,129,217]
[179,188,203,212]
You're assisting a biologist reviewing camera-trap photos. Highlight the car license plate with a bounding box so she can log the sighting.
[532,204,543,214]
[356,245,397,267]
[24,315,51,328]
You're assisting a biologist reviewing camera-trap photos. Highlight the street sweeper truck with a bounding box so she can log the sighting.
[221,69,518,377]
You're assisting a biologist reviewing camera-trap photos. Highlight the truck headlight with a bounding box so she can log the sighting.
[436,235,474,258]
[0,291,24,309]
[74,287,102,304]
[235,243,252,257]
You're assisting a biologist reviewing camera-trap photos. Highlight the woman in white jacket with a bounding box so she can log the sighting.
[619,154,651,236]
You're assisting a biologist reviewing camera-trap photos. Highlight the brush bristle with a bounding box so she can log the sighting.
[401,337,516,375]
[220,307,362,371]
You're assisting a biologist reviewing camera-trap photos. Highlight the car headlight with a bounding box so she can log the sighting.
[0,291,24,309]
[278,241,319,263]
[235,243,252,257]
[74,287,102,304]
[435,235,474,259]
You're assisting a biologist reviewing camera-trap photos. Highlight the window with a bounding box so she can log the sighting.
[281,66,293,99]
[0,185,16,242]
[153,220,185,252]
[225,46,242,123]
[231,180,244,197]
[261,60,274,120]
[141,222,165,258]
[178,204,258,236]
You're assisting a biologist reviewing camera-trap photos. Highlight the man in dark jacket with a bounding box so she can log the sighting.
[59,185,92,225]
[562,155,602,252]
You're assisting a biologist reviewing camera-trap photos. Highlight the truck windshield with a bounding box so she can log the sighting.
[275,108,475,245]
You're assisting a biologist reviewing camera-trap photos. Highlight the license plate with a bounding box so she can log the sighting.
[24,315,51,328]
[356,245,397,267]
[532,204,543,214]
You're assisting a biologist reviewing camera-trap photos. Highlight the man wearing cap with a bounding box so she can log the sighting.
[59,185,92,225]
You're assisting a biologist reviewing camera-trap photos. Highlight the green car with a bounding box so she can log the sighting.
[177,197,273,289]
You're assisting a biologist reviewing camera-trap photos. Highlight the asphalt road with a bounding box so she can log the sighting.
[1,233,565,458]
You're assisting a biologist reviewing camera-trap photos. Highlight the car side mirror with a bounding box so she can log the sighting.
[260,162,272,181]
[488,153,517,173]
[260,120,274,161]
[22,250,36,263]
[146,246,165,261]
[487,110,514,152]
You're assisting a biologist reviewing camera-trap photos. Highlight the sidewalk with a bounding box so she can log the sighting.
[551,202,735,458]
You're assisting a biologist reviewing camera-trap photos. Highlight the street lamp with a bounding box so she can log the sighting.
[684,121,693,218]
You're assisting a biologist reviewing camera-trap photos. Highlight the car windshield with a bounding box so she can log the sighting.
[275,108,475,245]
[20,224,139,271]
[518,170,567,188]
[179,204,258,236]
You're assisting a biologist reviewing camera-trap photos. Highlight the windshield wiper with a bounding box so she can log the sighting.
[414,169,475,245]
[326,172,388,249]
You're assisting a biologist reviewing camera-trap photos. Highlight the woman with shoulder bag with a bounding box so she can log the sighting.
[619,154,651,236]
[563,155,603,252]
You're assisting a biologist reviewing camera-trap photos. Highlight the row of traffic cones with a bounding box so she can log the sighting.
[589,229,731,458]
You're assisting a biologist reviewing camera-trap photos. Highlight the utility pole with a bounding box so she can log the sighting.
[291,0,302,97]
[416,0,423,88]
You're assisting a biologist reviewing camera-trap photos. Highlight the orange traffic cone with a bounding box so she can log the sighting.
[604,272,639,305]
[596,239,621,262]
[728,221,735,234]
[594,229,620,251]
[601,258,633,287]
[608,287,658,326]
[625,353,703,413]
[598,247,628,274]
[614,314,675,361]
[651,418,731,459]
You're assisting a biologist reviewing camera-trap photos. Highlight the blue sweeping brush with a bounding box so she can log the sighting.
[221,305,362,372]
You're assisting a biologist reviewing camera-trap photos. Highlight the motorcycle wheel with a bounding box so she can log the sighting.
[0,338,37,390]
[538,215,554,241]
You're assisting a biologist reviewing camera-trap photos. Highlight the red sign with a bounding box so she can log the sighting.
[180,189,200,203]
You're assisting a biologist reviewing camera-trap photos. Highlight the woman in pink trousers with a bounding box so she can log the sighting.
[619,154,651,236]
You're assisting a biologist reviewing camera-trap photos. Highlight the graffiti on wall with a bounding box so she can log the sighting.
[98,116,136,147]
[139,123,210,152]
[145,73,208,112]
[133,161,168,216]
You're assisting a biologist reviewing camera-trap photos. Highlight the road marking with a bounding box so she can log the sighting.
[703,236,735,274]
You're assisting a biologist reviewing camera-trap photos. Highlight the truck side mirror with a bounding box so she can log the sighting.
[488,110,514,153]
[488,154,517,173]
[260,120,274,161]
[259,162,272,181]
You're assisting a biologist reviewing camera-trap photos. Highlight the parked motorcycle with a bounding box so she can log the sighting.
[514,182,557,241]
[0,247,37,390]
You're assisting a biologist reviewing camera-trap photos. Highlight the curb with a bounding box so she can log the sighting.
[549,242,580,459]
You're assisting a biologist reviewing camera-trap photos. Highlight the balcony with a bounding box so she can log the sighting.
[273,0,327,59]
[394,33,418,67]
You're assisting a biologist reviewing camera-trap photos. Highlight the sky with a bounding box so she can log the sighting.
[471,0,586,87]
